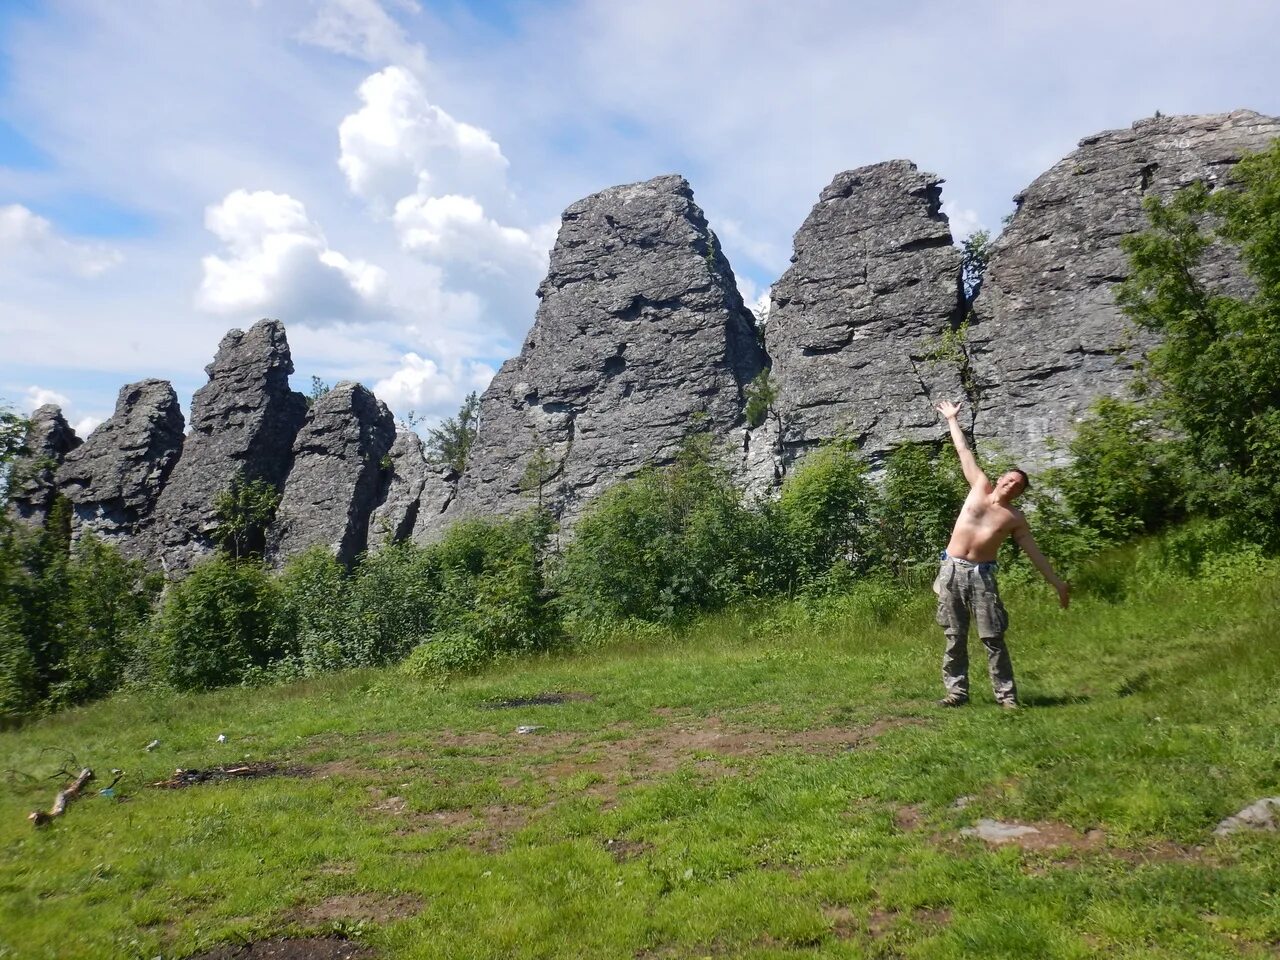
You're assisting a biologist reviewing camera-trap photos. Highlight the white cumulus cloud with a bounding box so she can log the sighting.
[299,0,429,76]
[372,352,495,423]
[394,194,552,277]
[942,203,985,242]
[198,189,387,323]
[23,386,71,412]
[0,205,123,278]
[338,66,509,209]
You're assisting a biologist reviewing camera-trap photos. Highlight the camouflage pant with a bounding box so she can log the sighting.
[934,556,1017,704]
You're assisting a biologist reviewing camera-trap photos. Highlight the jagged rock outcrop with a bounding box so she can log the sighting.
[5,405,80,527]
[267,381,395,567]
[764,161,966,467]
[151,319,308,574]
[967,109,1280,466]
[367,430,432,551]
[410,467,459,542]
[422,174,765,536]
[56,379,184,554]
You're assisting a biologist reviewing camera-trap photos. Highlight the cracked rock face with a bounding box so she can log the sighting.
[6,405,81,528]
[424,174,765,535]
[765,160,965,467]
[367,430,431,552]
[151,319,308,575]
[268,381,396,567]
[56,379,184,555]
[968,109,1280,467]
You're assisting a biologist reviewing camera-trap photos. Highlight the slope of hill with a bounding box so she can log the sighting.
[2,544,1279,959]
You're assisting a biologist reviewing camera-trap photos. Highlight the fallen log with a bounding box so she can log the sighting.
[29,767,94,827]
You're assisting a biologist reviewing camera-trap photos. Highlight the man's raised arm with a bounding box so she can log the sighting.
[936,399,988,489]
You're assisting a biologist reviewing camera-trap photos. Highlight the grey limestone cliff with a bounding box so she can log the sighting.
[267,381,396,567]
[56,378,184,554]
[6,405,80,528]
[967,109,1280,466]
[422,174,766,536]
[150,319,308,574]
[764,160,966,468]
[366,429,432,552]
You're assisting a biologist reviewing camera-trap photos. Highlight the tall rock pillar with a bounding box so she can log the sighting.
[422,174,765,537]
[56,378,184,556]
[967,109,1280,467]
[267,381,396,567]
[5,405,81,528]
[764,160,965,468]
[150,319,308,574]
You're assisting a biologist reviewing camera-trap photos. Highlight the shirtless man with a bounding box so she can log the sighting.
[934,399,1070,709]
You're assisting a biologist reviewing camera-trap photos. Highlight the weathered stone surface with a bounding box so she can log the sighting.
[56,379,184,554]
[409,465,460,544]
[764,160,965,468]
[6,405,81,527]
[367,430,431,551]
[151,319,308,574]
[268,381,395,567]
[968,109,1280,467]
[425,174,765,535]
[1214,797,1280,837]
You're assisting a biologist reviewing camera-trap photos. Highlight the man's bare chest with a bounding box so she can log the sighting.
[961,500,1015,534]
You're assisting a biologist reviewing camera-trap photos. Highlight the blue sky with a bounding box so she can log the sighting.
[2,0,1279,437]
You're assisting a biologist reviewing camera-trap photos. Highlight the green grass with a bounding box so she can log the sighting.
[2,548,1280,959]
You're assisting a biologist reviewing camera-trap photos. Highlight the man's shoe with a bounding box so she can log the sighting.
[937,695,968,708]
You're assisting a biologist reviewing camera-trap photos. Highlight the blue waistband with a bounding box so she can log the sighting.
[941,551,998,572]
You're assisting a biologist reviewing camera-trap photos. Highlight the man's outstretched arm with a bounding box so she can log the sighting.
[1012,522,1071,609]
[936,399,989,490]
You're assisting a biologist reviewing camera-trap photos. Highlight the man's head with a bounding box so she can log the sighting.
[995,468,1030,501]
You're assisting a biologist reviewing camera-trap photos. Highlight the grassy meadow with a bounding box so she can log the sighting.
[2,543,1279,959]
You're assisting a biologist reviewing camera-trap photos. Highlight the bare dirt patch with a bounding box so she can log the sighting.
[362,714,926,845]
[286,892,423,925]
[603,837,652,862]
[894,804,925,831]
[956,818,1205,865]
[186,937,374,959]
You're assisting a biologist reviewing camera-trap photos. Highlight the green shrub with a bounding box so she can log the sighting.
[557,437,761,624]
[47,536,159,705]
[1057,397,1184,543]
[150,556,281,691]
[345,540,439,664]
[875,443,968,583]
[775,441,880,586]
[273,546,355,675]
[430,513,557,655]
[401,631,489,681]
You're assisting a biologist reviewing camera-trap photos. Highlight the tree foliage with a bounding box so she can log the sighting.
[960,228,991,304]
[426,391,480,473]
[213,474,281,560]
[1117,138,1280,545]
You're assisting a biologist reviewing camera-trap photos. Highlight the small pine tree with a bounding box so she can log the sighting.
[426,392,480,473]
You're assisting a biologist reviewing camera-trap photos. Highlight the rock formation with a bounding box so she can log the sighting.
[422,174,766,536]
[267,381,396,567]
[150,319,308,574]
[967,109,1280,466]
[5,405,80,528]
[765,160,966,466]
[11,110,1276,568]
[366,430,431,552]
[56,379,184,555]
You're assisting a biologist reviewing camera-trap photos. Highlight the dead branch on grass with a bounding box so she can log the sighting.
[28,767,94,827]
